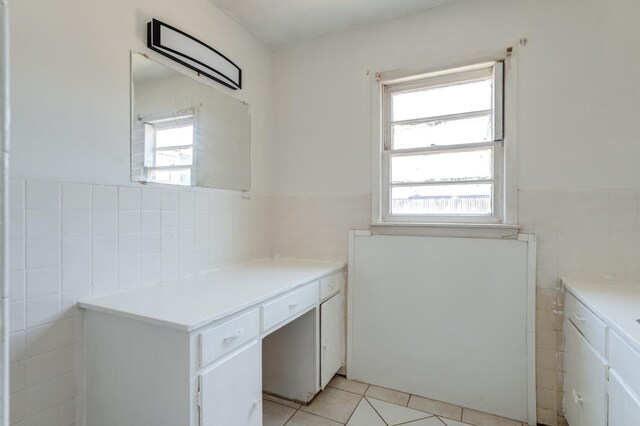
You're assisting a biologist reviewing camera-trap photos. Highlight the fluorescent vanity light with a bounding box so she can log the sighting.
[147,18,242,90]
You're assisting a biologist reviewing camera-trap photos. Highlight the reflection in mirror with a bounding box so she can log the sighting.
[131,53,251,190]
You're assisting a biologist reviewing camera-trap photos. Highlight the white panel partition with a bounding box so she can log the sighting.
[347,231,536,425]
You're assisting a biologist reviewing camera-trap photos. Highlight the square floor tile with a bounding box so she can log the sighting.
[346,399,385,426]
[364,385,410,406]
[408,395,463,420]
[285,411,343,426]
[263,393,302,410]
[440,418,475,426]
[462,408,523,426]
[263,400,296,426]
[328,375,369,395]
[404,418,449,425]
[300,387,361,423]
[367,397,432,425]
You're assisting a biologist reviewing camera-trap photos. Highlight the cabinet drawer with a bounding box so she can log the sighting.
[199,309,259,367]
[609,330,640,398]
[565,292,606,356]
[262,282,318,332]
[320,271,344,301]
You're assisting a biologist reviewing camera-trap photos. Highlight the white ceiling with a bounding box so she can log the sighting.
[210,0,464,46]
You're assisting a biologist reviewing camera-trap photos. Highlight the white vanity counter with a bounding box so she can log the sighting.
[79,257,344,331]
[80,257,346,426]
[562,278,640,354]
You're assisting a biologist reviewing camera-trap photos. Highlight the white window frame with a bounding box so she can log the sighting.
[372,54,517,227]
[143,112,196,186]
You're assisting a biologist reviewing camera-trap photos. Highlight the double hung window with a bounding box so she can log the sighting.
[379,62,505,223]
[144,113,195,186]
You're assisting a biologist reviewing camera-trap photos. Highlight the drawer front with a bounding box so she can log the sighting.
[262,282,319,332]
[609,330,640,398]
[320,271,344,301]
[565,292,606,356]
[199,309,259,367]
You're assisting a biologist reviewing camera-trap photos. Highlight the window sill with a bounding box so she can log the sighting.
[370,222,520,239]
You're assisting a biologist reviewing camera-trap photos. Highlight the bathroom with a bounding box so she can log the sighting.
[1,0,640,425]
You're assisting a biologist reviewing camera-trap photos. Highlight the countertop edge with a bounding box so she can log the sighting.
[561,278,640,355]
[78,261,346,332]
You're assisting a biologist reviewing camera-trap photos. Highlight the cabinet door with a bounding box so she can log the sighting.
[609,370,640,426]
[320,292,344,388]
[579,332,607,426]
[564,321,581,426]
[199,340,262,426]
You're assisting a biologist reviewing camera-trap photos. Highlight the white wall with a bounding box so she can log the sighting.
[8,0,274,425]
[11,0,272,194]
[271,0,640,196]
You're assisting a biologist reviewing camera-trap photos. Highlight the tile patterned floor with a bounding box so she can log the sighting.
[263,375,528,426]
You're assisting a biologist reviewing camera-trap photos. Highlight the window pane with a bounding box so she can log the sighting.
[148,169,191,186]
[155,148,193,167]
[393,115,492,149]
[391,184,492,215]
[392,79,492,121]
[156,125,194,148]
[391,149,492,184]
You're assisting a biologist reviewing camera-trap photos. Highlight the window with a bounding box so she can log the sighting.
[376,61,509,224]
[144,113,195,186]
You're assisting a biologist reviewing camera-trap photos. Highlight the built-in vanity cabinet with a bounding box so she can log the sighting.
[562,280,640,426]
[80,259,345,426]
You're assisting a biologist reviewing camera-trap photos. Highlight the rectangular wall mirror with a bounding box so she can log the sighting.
[130,52,251,190]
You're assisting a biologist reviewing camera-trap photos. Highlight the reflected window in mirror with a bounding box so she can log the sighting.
[130,52,251,191]
[143,113,195,186]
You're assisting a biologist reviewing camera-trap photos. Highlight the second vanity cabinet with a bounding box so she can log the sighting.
[562,280,640,426]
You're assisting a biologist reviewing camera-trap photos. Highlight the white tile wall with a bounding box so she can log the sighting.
[12,184,639,425]
[8,179,272,425]
[271,195,371,262]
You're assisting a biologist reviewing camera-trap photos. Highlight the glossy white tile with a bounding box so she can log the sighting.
[118,211,141,234]
[26,267,61,298]
[91,185,118,210]
[25,211,60,239]
[61,210,90,237]
[141,189,162,210]
[26,181,60,210]
[118,187,141,210]
[62,183,91,210]
[61,237,91,264]
[62,262,91,292]
[25,239,60,269]
[26,294,61,328]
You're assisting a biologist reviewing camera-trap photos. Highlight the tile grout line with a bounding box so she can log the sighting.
[341,394,364,425]
[364,396,390,426]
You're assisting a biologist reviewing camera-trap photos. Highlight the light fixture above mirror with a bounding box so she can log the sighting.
[147,18,242,90]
